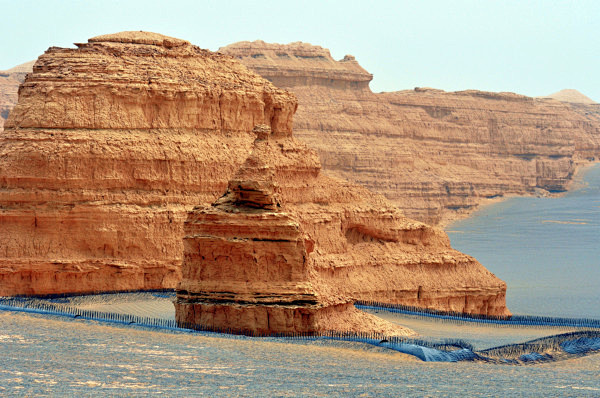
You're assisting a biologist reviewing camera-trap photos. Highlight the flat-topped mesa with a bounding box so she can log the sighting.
[0,32,297,296]
[7,32,296,133]
[220,41,373,90]
[224,41,600,225]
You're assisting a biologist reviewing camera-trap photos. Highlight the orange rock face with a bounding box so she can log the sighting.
[0,61,34,130]
[0,32,508,321]
[221,41,600,225]
[176,122,510,329]
[5,43,600,226]
[0,32,295,296]
[175,127,414,334]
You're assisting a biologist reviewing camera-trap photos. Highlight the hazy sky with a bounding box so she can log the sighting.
[2,0,599,101]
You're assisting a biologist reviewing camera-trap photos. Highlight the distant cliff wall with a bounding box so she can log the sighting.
[221,41,600,225]
[0,61,34,130]
[4,42,599,225]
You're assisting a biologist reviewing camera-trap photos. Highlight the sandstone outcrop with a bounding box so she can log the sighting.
[176,122,510,326]
[0,32,295,296]
[1,32,509,321]
[221,41,600,225]
[175,126,413,334]
[0,61,34,131]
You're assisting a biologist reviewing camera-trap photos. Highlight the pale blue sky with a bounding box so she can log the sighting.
[2,0,599,101]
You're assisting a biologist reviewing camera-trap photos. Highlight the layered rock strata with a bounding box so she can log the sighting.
[177,124,510,326]
[1,32,508,321]
[5,45,600,226]
[176,126,413,334]
[221,41,600,225]
[0,32,295,296]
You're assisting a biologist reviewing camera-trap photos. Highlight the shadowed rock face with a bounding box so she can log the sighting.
[220,41,600,225]
[0,32,296,296]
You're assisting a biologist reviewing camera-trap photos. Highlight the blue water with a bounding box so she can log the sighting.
[447,164,600,318]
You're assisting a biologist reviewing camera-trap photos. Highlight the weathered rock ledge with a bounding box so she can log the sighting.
[5,43,599,226]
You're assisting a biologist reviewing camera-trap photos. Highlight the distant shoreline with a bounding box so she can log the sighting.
[441,160,600,230]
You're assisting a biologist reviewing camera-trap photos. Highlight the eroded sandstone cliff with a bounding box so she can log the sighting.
[5,44,600,226]
[221,41,600,225]
[176,122,509,326]
[175,126,414,334]
[1,33,509,319]
[0,32,295,296]
[0,61,34,131]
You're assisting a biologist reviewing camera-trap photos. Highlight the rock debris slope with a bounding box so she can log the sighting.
[0,32,295,295]
[221,41,600,225]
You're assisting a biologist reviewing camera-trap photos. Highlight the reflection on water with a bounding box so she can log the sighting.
[447,164,600,318]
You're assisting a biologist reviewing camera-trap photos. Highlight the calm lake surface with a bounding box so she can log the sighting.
[447,164,600,319]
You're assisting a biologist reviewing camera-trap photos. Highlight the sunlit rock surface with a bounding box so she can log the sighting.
[176,123,510,328]
[0,32,295,295]
[0,33,508,320]
[221,41,600,225]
